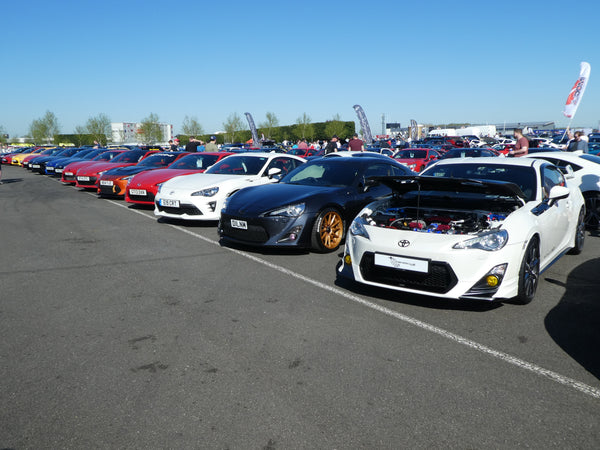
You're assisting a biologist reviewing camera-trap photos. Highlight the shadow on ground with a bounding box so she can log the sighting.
[545,256,600,379]
[0,178,24,184]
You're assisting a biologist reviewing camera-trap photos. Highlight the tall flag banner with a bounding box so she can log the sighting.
[563,62,591,119]
[353,105,373,145]
[245,112,261,148]
[410,119,418,140]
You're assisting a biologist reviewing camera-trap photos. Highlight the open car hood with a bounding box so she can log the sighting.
[371,175,528,202]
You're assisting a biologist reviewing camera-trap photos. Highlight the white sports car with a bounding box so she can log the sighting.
[338,158,586,304]
[154,152,306,221]
[525,151,600,228]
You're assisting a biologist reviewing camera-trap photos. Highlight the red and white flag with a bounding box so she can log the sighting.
[563,62,591,118]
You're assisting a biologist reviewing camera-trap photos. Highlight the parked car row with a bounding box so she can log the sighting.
[5,144,594,305]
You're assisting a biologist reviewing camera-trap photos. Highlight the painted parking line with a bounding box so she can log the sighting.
[101,197,600,400]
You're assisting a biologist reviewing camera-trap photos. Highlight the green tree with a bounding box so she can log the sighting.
[0,125,7,144]
[324,113,348,140]
[73,125,88,146]
[29,110,60,144]
[138,113,163,144]
[295,113,314,140]
[259,111,279,140]
[223,113,245,143]
[181,115,204,136]
[85,113,112,145]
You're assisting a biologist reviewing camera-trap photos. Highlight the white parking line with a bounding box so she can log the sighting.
[107,198,600,400]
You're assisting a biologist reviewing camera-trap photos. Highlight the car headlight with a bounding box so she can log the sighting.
[156,183,163,194]
[349,216,371,239]
[264,203,305,217]
[221,196,230,211]
[191,187,219,197]
[122,175,133,181]
[453,229,508,251]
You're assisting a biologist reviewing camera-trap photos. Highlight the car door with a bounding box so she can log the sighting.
[537,164,572,264]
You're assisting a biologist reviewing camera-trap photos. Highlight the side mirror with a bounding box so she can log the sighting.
[548,185,569,206]
[267,167,283,181]
[562,165,575,179]
[362,177,379,192]
[268,167,282,178]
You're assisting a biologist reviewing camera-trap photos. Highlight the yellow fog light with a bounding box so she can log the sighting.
[486,275,499,287]
[344,254,352,265]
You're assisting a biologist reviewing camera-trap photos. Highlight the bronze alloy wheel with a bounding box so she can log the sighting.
[312,208,344,252]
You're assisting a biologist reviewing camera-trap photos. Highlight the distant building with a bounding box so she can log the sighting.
[111,122,174,144]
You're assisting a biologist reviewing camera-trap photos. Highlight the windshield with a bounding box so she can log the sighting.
[282,160,359,187]
[422,163,537,202]
[92,151,122,161]
[206,155,268,175]
[137,153,179,167]
[111,150,146,163]
[168,153,220,170]
[396,150,427,159]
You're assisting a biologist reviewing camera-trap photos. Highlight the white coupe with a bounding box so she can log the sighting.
[338,158,586,304]
[154,152,306,221]
[525,151,600,229]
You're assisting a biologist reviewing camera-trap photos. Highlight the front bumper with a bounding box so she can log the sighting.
[338,228,523,301]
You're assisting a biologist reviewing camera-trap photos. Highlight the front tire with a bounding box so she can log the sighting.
[514,237,540,305]
[311,208,344,252]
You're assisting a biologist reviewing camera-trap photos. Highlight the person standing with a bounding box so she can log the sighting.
[348,133,364,151]
[168,140,178,151]
[185,136,199,152]
[205,136,218,152]
[569,131,588,153]
[510,128,529,157]
[324,135,339,154]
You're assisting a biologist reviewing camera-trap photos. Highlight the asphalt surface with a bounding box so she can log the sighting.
[1,163,599,449]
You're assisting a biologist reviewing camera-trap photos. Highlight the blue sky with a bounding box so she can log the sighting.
[2,0,599,137]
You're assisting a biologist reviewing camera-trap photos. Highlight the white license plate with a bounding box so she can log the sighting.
[47,167,54,171]
[231,219,248,230]
[32,164,40,168]
[159,198,180,207]
[129,189,147,196]
[374,254,429,273]
[100,180,113,186]
[64,171,72,176]
[56,168,63,173]
[77,176,90,181]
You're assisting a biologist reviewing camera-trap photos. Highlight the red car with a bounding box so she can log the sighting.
[125,152,234,205]
[96,151,189,198]
[74,149,158,189]
[394,148,442,172]
[61,150,125,184]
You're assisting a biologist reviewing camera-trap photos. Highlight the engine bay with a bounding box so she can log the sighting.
[367,206,508,235]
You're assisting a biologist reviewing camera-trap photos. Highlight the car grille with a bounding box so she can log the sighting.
[129,192,155,203]
[98,185,124,195]
[156,203,202,216]
[220,215,269,243]
[359,252,457,294]
[77,178,97,186]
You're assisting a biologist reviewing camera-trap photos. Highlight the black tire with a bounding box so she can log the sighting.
[568,206,585,255]
[514,237,540,305]
[311,208,344,253]
[583,192,600,229]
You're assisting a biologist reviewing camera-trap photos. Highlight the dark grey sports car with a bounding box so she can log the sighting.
[218,154,414,252]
